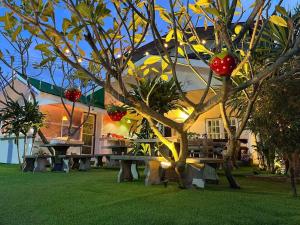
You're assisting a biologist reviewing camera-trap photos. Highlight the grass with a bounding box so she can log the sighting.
[0,164,299,225]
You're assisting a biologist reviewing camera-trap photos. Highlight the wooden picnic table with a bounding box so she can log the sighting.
[40,143,83,172]
[110,155,223,188]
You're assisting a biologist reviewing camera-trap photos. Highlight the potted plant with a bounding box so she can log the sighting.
[106,104,127,121]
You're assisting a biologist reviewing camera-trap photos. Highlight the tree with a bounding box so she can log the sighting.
[248,77,300,197]
[1,0,300,188]
[0,96,44,168]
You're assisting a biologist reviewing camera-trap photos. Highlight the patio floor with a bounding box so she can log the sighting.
[0,164,299,225]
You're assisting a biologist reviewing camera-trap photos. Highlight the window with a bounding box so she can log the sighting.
[206,118,238,139]
[206,119,221,139]
[39,104,82,140]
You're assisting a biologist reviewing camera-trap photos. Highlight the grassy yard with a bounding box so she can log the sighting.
[0,164,299,225]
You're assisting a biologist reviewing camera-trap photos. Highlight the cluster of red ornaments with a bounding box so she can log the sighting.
[209,52,237,77]
[64,87,82,102]
[108,111,127,121]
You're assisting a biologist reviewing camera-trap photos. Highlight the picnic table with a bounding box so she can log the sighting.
[40,143,83,172]
[110,155,223,188]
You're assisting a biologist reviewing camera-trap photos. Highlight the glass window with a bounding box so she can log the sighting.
[206,119,221,139]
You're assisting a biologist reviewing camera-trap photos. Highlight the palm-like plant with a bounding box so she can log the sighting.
[0,99,44,167]
[128,77,184,155]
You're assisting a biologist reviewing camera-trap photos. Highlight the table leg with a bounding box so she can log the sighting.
[23,158,35,172]
[79,158,91,171]
[131,163,139,180]
[186,164,205,188]
[63,158,70,173]
[96,156,103,167]
[52,156,64,172]
[34,158,48,172]
[145,160,162,185]
[118,160,133,182]
[72,158,80,170]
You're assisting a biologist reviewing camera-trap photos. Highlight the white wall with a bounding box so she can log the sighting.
[0,136,33,164]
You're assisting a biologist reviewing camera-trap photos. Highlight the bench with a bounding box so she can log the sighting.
[94,154,114,167]
[59,154,93,172]
[23,155,52,172]
[110,155,222,188]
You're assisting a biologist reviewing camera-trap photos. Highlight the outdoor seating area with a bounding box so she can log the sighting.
[0,1,300,224]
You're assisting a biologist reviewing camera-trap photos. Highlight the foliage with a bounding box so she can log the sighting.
[129,77,183,115]
[0,99,45,139]
[106,104,127,114]
[248,78,300,155]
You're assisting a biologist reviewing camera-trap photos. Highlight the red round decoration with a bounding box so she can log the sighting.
[108,112,123,121]
[209,52,237,77]
[65,88,82,102]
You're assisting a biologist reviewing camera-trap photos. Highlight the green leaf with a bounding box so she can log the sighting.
[11,25,22,42]
[144,56,161,65]
[192,44,212,55]
[76,3,91,18]
[39,57,56,67]
[178,47,185,56]
[161,74,168,81]
[275,5,288,16]
[205,7,220,17]
[269,15,287,27]
[62,18,72,33]
[35,44,52,55]
[165,30,174,42]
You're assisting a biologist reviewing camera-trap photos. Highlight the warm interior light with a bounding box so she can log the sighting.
[145,51,149,56]
[179,42,184,46]
[62,116,68,121]
[164,43,168,48]
[78,58,83,63]
[178,110,189,120]
[161,161,172,169]
[65,49,70,54]
[202,40,206,44]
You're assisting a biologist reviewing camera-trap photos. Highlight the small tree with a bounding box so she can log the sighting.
[248,78,300,197]
[0,99,44,168]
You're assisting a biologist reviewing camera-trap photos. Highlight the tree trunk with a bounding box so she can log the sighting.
[23,134,28,166]
[37,130,54,155]
[223,138,240,189]
[15,138,22,170]
[175,132,188,188]
[289,153,298,197]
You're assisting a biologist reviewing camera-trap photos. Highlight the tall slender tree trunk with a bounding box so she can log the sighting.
[175,132,188,188]
[15,138,22,170]
[223,138,240,189]
[289,153,298,197]
[23,134,28,166]
[38,130,53,155]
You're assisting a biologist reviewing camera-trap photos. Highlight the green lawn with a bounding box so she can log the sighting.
[0,164,299,225]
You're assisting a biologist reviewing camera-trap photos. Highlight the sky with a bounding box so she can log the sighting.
[0,0,299,85]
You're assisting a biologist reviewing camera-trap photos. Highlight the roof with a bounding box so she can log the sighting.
[131,26,215,63]
[27,77,105,109]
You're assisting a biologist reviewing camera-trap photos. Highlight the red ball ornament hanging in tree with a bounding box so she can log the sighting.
[64,87,82,102]
[107,105,127,122]
[209,51,237,77]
